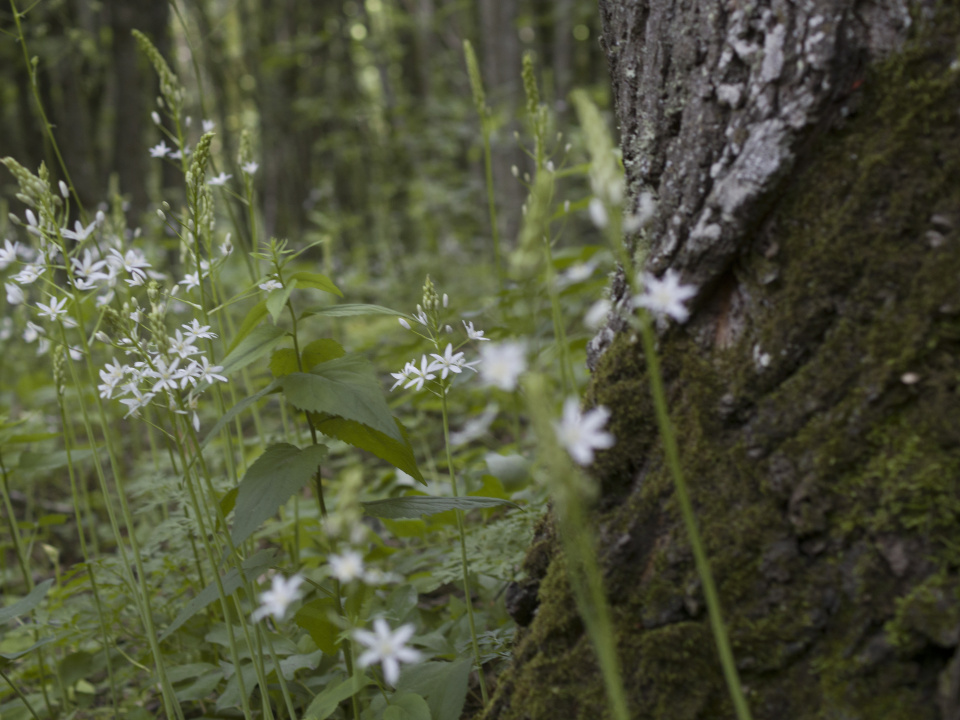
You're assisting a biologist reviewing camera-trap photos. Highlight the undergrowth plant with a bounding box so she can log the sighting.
[0,6,754,720]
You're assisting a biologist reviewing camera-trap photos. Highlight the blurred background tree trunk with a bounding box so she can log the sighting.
[483,1,960,718]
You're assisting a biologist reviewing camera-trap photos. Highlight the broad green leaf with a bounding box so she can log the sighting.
[383,693,431,720]
[228,299,269,353]
[174,669,223,702]
[302,338,346,368]
[397,659,472,720]
[300,303,408,320]
[312,414,424,485]
[279,649,324,680]
[0,579,54,624]
[0,635,56,660]
[266,279,298,324]
[216,660,259,711]
[279,355,401,442]
[231,443,328,546]
[293,598,339,655]
[168,662,219,684]
[58,651,95,687]
[158,550,276,641]
[270,348,300,378]
[219,324,288,378]
[18,449,96,473]
[362,496,518,520]
[287,270,343,297]
[200,379,281,449]
[302,674,370,720]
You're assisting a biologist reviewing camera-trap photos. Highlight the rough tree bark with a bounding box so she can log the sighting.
[484,1,960,718]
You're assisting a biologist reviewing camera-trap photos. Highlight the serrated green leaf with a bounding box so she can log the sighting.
[228,299,269,354]
[362,496,518,520]
[266,279,298,324]
[0,579,54,624]
[200,379,281,449]
[300,303,408,320]
[383,693,431,720]
[270,348,300,378]
[293,598,339,656]
[302,673,370,720]
[158,550,276,641]
[302,338,346,368]
[231,443,328,546]
[312,414,424,485]
[397,660,472,720]
[287,270,343,297]
[219,324,289,378]
[279,355,401,442]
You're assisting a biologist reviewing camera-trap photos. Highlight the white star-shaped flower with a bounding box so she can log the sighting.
[329,550,365,583]
[259,279,282,292]
[36,296,70,322]
[478,341,527,392]
[208,172,233,187]
[554,397,615,466]
[428,343,477,380]
[149,141,172,158]
[251,574,303,622]
[242,161,259,175]
[354,619,421,686]
[462,320,490,341]
[633,270,697,323]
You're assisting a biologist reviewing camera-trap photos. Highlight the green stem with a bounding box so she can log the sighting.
[439,389,489,705]
[481,124,502,290]
[637,316,753,720]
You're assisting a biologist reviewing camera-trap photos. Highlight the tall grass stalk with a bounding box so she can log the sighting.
[524,375,629,720]
[463,40,503,289]
[636,315,754,720]
[440,389,490,705]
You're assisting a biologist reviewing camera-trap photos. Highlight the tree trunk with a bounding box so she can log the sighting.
[484,2,960,719]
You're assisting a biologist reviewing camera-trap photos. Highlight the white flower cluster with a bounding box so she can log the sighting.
[389,342,478,392]
[98,320,224,428]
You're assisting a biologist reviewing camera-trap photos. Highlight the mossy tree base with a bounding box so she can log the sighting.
[483,6,960,720]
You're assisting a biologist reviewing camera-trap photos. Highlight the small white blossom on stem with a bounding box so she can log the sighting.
[202,119,215,133]
[554,397,615,466]
[208,172,233,187]
[149,141,172,158]
[462,320,490,341]
[189,356,228,386]
[168,330,201,359]
[0,239,20,270]
[428,343,477,380]
[633,270,697,324]
[478,341,527,391]
[329,550,365,583]
[98,359,128,399]
[251,574,303,622]
[5,282,24,305]
[354,619,422,686]
[145,357,182,393]
[60,220,97,242]
[13,264,44,285]
[259,279,282,292]
[119,388,155,418]
[71,250,108,283]
[398,317,411,330]
[179,272,201,292]
[404,355,436,392]
[182,319,217,342]
[36,296,70,322]
[242,161,259,175]
[389,361,416,391]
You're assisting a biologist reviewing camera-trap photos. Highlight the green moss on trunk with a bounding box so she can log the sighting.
[482,7,960,720]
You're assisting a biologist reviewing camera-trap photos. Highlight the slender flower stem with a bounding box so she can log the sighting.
[440,389,489,705]
[637,316,753,720]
